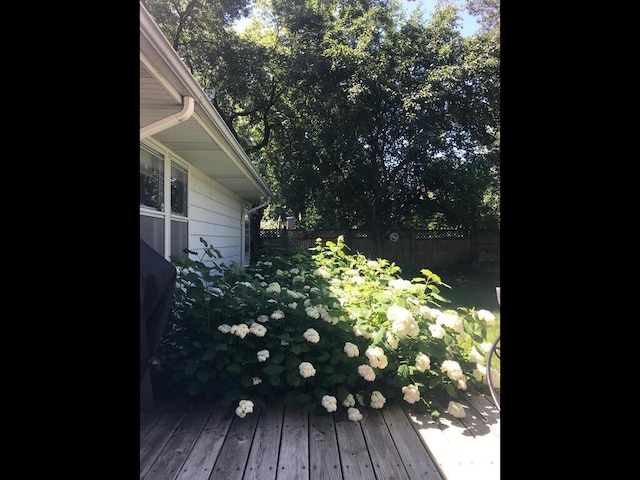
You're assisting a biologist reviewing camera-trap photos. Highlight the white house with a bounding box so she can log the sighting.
[139,2,273,267]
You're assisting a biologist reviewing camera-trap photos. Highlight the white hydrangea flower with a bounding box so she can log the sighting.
[257,349,270,362]
[266,282,281,294]
[358,364,376,381]
[445,401,466,418]
[319,308,331,322]
[256,314,269,323]
[389,279,412,290]
[231,323,249,339]
[289,268,300,275]
[415,353,431,372]
[313,267,331,278]
[303,328,320,343]
[356,393,365,406]
[235,399,254,418]
[348,407,363,422]
[218,324,232,334]
[367,260,379,268]
[365,346,388,369]
[254,273,265,281]
[249,323,267,337]
[271,310,285,320]
[276,269,284,276]
[477,309,497,326]
[402,384,421,404]
[437,311,464,334]
[321,395,337,413]
[428,323,445,339]
[388,306,419,337]
[305,306,320,319]
[299,362,316,378]
[342,394,355,407]
[343,342,359,357]
[252,377,262,385]
[441,360,465,381]
[370,391,386,409]
[261,261,272,267]
[288,302,298,310]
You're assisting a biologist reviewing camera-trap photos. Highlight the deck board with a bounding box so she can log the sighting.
[174,405,235,480]
[334,412,374,480]
[140,398,173,441]
[277,404,310,480]
[142,402,214,480]
[141,394,499,480]
[211,408,260,480]
[243,401,284,480]
[360,407,411,479]
[381,403,444,480]
[140,399,191,478]
[309,411,342,480]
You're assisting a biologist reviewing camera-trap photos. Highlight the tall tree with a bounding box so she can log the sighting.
[142,0,500,252]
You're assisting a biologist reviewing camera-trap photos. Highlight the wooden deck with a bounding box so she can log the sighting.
[140,392,500,480]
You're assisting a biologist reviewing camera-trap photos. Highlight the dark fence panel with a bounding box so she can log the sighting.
[258,228,499,270]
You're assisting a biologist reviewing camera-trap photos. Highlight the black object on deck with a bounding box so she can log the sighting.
[140,239,176,382]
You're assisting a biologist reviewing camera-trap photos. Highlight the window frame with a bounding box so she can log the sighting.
[140,140,190,261]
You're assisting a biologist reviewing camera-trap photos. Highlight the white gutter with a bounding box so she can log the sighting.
[247,199,271,214]
[140,2,273,201]
[139,96,194,139]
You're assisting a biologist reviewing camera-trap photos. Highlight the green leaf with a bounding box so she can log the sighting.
[196,370,209,383]
[286,372,301,386]
[202,347,216,361]
[372,328,385,344]
[317,352,330,362]
[268,375,281,386]
[215,343,228,351]
[397,364,410,379]
[270,352,285,364]
[185,363,197,375]
[263,363,284,376]
[227,363,242,374]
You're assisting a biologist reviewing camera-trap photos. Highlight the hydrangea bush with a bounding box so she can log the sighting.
[152,236,499,420]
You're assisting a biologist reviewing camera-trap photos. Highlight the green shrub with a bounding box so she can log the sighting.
[152,236,499,420]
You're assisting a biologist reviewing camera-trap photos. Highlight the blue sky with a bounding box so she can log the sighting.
[400,0,480,37]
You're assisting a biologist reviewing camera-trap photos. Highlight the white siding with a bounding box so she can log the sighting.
[189,168,244,269]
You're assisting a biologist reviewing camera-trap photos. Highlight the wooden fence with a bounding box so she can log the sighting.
[258,228,499,270]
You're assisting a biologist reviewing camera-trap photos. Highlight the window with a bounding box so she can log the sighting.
[140,147,164,211]
[140,143,188,260]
